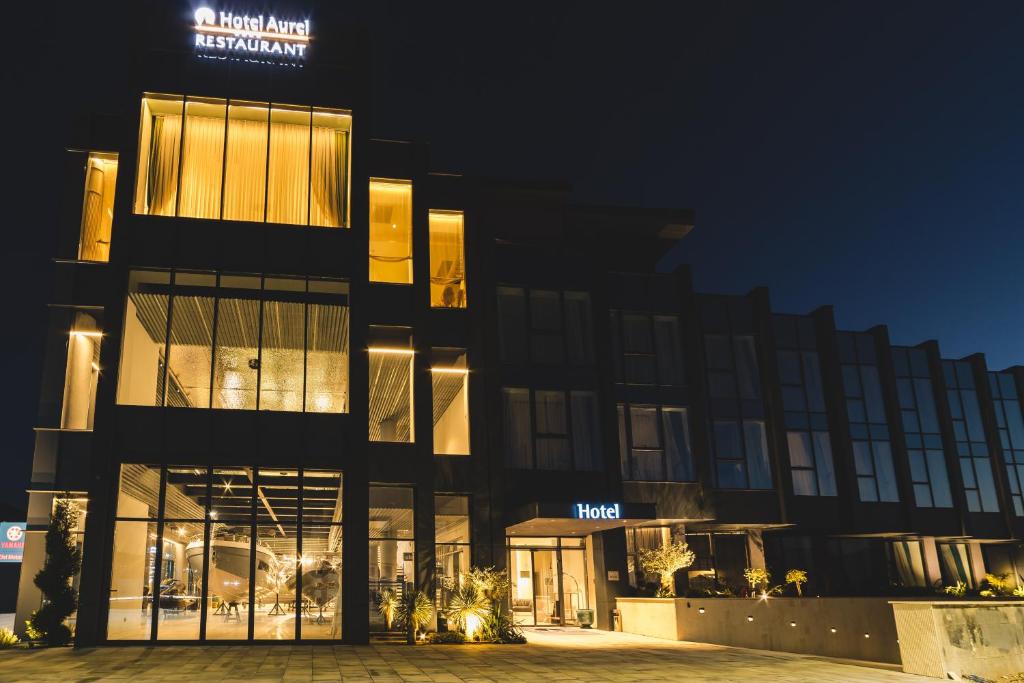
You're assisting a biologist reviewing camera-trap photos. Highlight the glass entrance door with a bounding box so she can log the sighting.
[506,537,590,627]
[533,550,559,625]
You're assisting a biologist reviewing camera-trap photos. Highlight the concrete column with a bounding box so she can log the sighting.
[968,541,987,585]
[920,537,942,589]
[747,530,766,569]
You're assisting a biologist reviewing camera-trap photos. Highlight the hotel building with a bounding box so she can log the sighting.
[17,1,1024,645]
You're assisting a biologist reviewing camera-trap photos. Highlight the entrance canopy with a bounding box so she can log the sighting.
[506,501,657,537]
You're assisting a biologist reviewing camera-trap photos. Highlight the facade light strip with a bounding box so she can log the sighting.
[430,367,469,375]
[70,331,103,338]
[367,347,415,355]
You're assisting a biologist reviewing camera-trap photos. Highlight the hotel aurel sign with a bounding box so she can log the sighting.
[193,7,310,64]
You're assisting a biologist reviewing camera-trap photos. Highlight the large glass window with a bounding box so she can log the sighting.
[839,332,899,502]
[117,270,349,412]
[434,495,470,615]
[773,315,836,497]
[990,372,1024,516]
[431,349,469,455]
[937,541,975,589]
[368,328,414,442]
[617,404,693,481]
[78,152,118,262]
[369,179,413,284]
[108,465,342,641]
[892,347,953,508]
[497,287,595,366]
[428,210,467,308]
[134,94,351,227]
[369,487,414,632]
[609,311,685,386]
[944,361,1000,513]
[503,388,603,471]
[62,312,102,430]
[625,527,671,589]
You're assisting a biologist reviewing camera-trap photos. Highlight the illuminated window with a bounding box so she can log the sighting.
[62,312,102,430]
[178,97,226,219]
[428,210,466,308]
[368,328,414,442]
[117,270,349,412]
[369,179,413,284]
[134,94,351,227]
[78,152,117,262]
[435,495,470,611]
[432,349,469,455]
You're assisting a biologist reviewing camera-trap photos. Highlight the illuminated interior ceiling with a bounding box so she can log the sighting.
[367,506,413,539]
[434,515,466,544]
[431,371,463,425]
[129,292,348,409]
[124,465,343,555]
[368,352,412,440]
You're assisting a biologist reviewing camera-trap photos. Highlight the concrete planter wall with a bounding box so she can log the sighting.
[616,597,901,663]
[891,601,1024,680]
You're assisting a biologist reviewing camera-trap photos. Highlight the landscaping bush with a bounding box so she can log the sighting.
[430,630,466,644]
[31,498,81,646]
[0,628,19,648]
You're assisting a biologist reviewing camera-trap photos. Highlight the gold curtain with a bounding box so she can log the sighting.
[310,127,348,228]
[428,212,466,307]
[147,115,181,216]
[223,118,268,222]
[178,115,225,219]
[267,120,310,225]
[369,180,413,284]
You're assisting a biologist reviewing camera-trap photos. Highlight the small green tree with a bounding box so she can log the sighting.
[639,540,695,597]
[31,498,81,645]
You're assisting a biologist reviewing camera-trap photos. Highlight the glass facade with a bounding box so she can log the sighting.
[891,347,953,508]
[701,297,772,490]
[431,349,470,455]
[79,152,118,262]
[609,311,685,385]
[773,315,836,497]
[434,495,470,614]
[990,372,1024,516]
[944,361,1000,513]
[368,487,414,632]
[134,94,351,227]
[107,465,342,641]
[62,312,102,430]
[369,179,413,284]
[428,210,467,308]
[502,388,602,471]
[117,271,349,413]
[838,332,899,503]
[368,328,415,443]
[617,404,693,481]
[497,287,595,366]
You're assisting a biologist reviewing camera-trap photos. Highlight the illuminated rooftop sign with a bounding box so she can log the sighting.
[193,7,310,64]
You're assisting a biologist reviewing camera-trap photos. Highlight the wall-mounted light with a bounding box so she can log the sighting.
[789,621,796,627]
[830,627,837,634]
[430,367,469,375]
[698,607,705,614]
[746,615,754,622]
[70,330,102,338]
[863,633,870,639]
[368,347,415,355]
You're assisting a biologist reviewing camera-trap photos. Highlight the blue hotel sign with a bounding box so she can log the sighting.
[573,503,621,520]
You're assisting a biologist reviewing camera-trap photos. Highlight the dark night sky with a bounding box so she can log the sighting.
[2,1,1022,514]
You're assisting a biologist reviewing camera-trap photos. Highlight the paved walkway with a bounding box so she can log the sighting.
[0,628,924,682]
